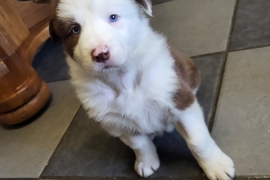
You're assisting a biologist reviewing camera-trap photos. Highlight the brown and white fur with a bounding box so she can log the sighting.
[23,0,235,179]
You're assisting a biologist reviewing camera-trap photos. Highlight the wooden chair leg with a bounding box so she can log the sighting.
[0,1,50,125]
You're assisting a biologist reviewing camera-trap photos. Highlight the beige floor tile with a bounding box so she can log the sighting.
[151,0,236,56]
[212,47,270,175]
[0,80,81,178]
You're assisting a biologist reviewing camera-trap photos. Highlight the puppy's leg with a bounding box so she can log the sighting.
[173,99,235,180]
[120,134,160,177]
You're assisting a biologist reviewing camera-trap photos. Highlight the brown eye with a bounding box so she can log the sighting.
[71,26,80,35]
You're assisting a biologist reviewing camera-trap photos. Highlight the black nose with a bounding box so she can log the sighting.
[91,50,110,63]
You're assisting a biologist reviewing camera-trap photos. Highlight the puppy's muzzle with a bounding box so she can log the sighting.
[91,46,110,63]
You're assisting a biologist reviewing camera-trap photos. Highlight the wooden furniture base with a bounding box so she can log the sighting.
[0,82,50,125]
[0,1,51,125]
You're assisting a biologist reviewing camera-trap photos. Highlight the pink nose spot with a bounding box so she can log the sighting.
[91,46,110,63]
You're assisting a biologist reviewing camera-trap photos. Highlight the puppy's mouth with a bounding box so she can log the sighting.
[93,61,119,71]
[104,65,115,69]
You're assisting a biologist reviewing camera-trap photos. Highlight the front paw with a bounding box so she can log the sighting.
[198,149,235,180]
[134,153,160,178]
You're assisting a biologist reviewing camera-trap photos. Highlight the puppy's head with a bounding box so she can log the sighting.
[22,0,152,71]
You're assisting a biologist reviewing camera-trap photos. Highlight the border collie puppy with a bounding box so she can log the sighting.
[22,0,235,179]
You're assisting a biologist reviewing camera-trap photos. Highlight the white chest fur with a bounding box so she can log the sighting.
[67,52,178,136]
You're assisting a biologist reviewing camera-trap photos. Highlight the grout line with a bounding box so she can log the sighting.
[207,54,227,132]
[0,179,38,180]
[153,0,174,6]
[227,1,240,52]
[229,44,270,53]
[236,175,270,179]
[38,105,82,178]
[190,51,226,59]
[208,0,240,132]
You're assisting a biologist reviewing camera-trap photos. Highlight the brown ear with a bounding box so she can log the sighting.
[49,19,60,42]
[135,0,152,16]
[17,0,54,5]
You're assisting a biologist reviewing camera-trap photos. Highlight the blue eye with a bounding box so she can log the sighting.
[71,26,80,35]
[109,14,118,22]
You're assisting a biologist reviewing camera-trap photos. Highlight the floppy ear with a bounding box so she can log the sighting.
[49,19,60,42]
[135,0,153,16]
[17,0,54,5]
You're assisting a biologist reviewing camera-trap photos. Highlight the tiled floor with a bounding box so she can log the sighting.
[1,0,270,179]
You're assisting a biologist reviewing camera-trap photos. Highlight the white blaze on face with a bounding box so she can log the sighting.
[56,0,146,71]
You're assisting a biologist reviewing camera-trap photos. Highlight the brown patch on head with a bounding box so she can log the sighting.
[49,19,60,42]
[170,47,200,110]
[50,18,80,58]
[170,47,200,90]
[33,0,78,58]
